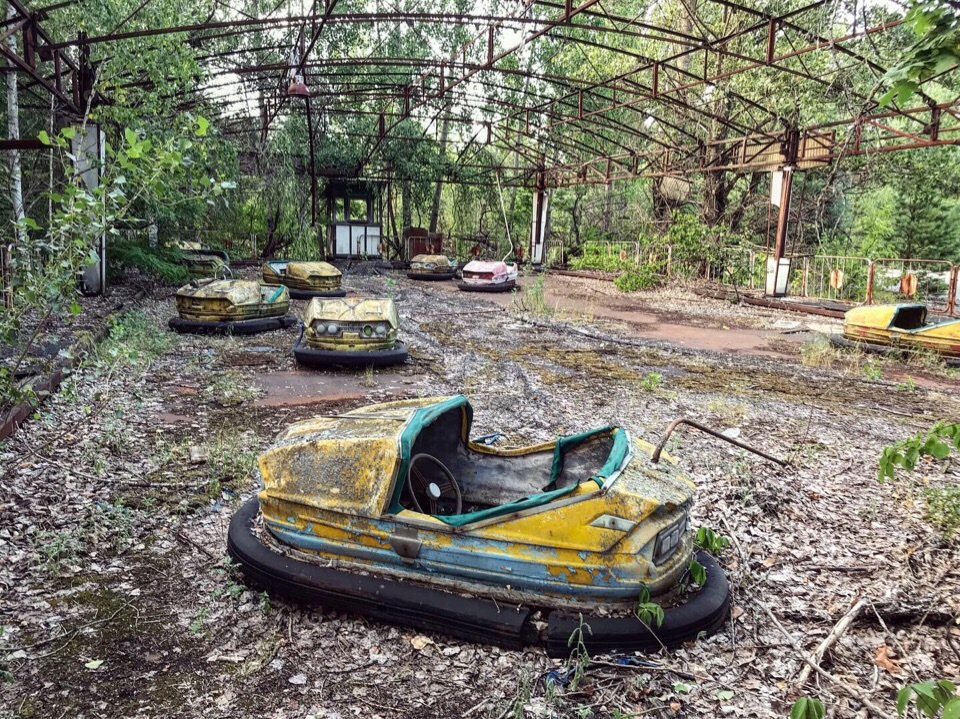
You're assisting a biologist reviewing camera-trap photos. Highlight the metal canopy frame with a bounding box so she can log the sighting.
[2,0,958,190]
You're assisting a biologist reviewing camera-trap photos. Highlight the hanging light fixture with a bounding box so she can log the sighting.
[288,73,310,98]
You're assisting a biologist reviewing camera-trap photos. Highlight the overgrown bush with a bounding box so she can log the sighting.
[108,238,189,284]
[614,264,664,292]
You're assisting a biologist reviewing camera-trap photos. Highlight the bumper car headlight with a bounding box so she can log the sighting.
[653,514,688,566]
[326,323,339,335]
[375,323,387,336]
[423,263,436,270]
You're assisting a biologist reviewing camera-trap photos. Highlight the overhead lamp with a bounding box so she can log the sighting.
[288,74,310,98]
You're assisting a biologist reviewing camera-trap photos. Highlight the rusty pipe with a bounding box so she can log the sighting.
[651,418,787,467]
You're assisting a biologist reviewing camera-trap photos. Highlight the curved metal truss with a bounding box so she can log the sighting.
[2,0,959,188]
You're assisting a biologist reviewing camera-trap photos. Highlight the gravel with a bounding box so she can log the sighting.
[1,270,958,718]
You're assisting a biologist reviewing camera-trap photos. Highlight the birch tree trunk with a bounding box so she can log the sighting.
[4,2,25,308]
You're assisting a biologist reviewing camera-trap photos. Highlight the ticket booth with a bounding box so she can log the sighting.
[325,181,383,259]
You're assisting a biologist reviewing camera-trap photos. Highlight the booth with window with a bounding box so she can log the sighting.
[325,181,383,259]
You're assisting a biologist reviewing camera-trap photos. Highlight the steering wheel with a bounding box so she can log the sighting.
[406,453,462,516]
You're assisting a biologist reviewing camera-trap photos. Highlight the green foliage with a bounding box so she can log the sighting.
[897,680,960,717]
[924,485,960,538]
[614,264,664,292]
[638,372,664,391]
[95,310,174,367]
[881,1,960,106]
[1,117,224,407]
[635,586,665,628]
[863,360,883,382]
[790,697,826,719]
[687,558,707,586]
[878,422,960,481]
[107,238,189,284]
[695,526,731,554]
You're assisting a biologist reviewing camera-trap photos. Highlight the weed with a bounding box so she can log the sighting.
[897,376,917,392]
[799,336,841,368]
[360,365,377,388]
[635,586,665,628]
[94,310,174,367]
[204,370,260,406]
[906,347,947,372]
[189,607,210,634]
[614,264,664,292]
[638,372,663,391]
[695,526,731,554]
[517,274,550,316]
[924,485,960,539]
[83,501,135,554]
[790,697,825,719]
[863,360,883,382]
[32,529,81,572]
[708,398,749,425]
[207,430,257,490]
[565,615,592,691]
[897,679,959,717]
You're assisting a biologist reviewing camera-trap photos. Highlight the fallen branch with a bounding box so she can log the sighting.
[794,596,868,689]
[754,594,887,715]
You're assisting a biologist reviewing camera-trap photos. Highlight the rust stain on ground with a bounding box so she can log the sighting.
[253,370,417,407]
[431,275,800,359]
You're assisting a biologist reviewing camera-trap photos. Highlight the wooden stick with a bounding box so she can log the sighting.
[755,597,887,716]
[718,516,887,716]
[794,596,868,689]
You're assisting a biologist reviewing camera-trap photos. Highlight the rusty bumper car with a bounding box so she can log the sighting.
[457,259,519,293]
[262,260,347,299]
[407,254,457,281]
[169,279,297,335]
[227,396,734,655]
[177,241,231,279]
[293,297,407,367]
[830,303,960,366]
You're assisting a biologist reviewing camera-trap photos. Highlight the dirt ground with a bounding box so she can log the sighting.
[1,269,959,719]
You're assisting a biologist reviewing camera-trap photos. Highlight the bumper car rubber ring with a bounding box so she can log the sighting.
[168,314,298,336]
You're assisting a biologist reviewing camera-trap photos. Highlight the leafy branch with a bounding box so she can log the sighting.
[878,422,960,481]
[880,0,960,106]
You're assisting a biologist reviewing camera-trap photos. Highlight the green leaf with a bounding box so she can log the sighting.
[124,128,138,146]
[38,130,51,145]
[84,659,104,669]
[898,686,912,716]
[61,126,76,140]
[195,116,209,136]
[673,682,691,694]
[942,698,960,719]
[790,697,825,719]
[688,559,707,586]
[716,689,734,701]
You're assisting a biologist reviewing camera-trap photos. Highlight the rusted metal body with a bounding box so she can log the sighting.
[174,279,290,322]
[228,395,732,652]
[300,297,399,351]
[262,260,344,296]
[408,254,456,280]
[838,304,960,361]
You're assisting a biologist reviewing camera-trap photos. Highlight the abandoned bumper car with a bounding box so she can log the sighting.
[177,241,230,278]
[292,297,408,367]
[262,260,347,299]
[457,259,519,293]
[830,303,960,366]
[169,278,297,335]
[407,254,457,281]
[228,396,732,656]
